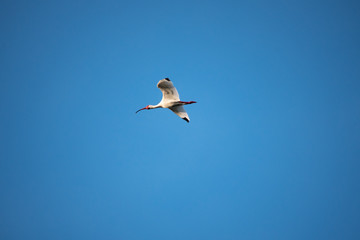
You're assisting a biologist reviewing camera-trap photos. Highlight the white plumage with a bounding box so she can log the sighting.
[136,78,197,122]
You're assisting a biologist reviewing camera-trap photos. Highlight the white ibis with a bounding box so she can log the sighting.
[136,78,197,122]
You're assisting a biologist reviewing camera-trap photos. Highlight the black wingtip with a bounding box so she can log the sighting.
[165,78,170,81]
[182,117,190,123]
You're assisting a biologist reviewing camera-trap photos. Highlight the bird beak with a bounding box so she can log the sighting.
[136,107,147,113]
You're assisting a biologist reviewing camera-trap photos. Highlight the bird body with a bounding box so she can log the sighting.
[136,78,196,122]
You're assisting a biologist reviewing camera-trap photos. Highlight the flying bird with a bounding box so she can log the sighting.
[136,78,196,122]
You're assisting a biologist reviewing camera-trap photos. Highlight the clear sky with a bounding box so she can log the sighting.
[1,0,360,239]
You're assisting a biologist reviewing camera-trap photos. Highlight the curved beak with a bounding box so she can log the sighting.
[136,107,147,114]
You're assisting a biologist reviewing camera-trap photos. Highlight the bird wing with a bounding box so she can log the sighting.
[169,105,190,122]
[157,78,180,103]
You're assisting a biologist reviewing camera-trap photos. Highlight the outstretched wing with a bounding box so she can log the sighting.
[157,78,180,103]
[169,105,190,122]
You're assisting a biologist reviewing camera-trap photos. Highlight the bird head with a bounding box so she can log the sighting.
[135,105,150,113]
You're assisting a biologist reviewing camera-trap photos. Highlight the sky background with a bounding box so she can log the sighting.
[1,0,360,239]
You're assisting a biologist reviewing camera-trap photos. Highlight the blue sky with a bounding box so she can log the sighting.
[1,0,360,239]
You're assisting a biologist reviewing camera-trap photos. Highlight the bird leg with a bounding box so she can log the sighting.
[178,101,197,105]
